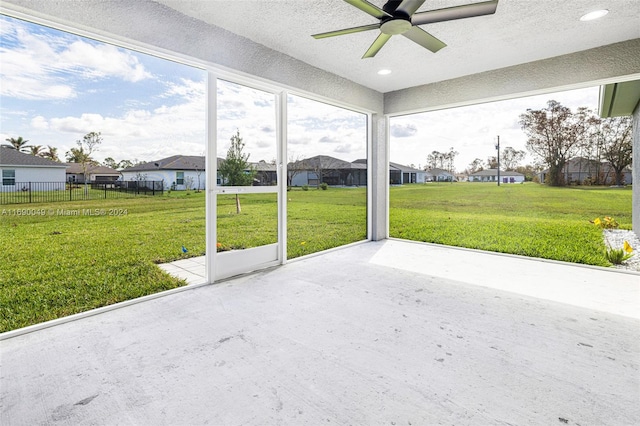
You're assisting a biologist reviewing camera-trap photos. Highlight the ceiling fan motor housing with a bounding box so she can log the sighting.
[380,16,412,35]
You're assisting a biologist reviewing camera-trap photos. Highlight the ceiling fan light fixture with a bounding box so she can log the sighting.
[378,69,392,75]
[579,9,609,21]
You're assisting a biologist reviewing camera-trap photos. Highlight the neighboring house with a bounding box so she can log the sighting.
[252,160,278,186]
[65,163,121,183]
[353,159,431,185]
[425,168,456,182]
[290,155,367,187]
[538,157,632,185]
[388,162,427,184]
[121,155,207,190]
[469,169,525,183]
[121,156,284,190]
[0,145,66,192]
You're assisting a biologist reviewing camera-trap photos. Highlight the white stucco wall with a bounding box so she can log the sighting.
[121,170,206,190]
[0,166,66,192]
[385,39,640,115]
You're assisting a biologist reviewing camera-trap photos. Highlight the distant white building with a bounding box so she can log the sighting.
[121,155,208,190]
[469,169,525,183]
[65,163,121,183]
[0,145,66,192]
[389,162,428,184]
[425,168,456,182]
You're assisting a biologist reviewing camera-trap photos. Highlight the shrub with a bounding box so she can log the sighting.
[605,248,633,265]
[320,182,328,190]
[592,216,619,229]
[302,185,309,191]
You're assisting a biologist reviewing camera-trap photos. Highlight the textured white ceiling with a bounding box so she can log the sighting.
[154,0,640,93]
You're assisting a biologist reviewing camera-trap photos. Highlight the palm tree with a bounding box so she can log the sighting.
[65,146,93,164]
[41,146,60,162]
[5,136,30,153]
[29,145,44,156]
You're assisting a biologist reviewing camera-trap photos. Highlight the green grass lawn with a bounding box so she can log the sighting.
[1,183,631,332]
[0,188,366,332]
[390,182,631,266]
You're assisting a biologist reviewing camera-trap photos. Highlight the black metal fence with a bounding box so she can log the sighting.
[0,181,164,205]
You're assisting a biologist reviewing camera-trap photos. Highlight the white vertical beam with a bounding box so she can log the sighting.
[366,112,373,241]
[205,73,218,282]
[633,105,640,239]
[277,91,288,264]
[370,113,389,240]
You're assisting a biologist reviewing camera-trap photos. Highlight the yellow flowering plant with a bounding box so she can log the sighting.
[591,216,619,229]
[592,216,634,265]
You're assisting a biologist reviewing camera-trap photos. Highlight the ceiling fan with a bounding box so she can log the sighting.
[312,0,498,58]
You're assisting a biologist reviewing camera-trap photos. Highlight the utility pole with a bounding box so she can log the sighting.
[495,136,500,186]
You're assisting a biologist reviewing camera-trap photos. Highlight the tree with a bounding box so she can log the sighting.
[218,130,255,213]
[501,147,526,171]
[444,147,458,173]
[599,116,633,186]
[29,145,44,156]
[186,157,204,192]
[66,131,102,189]
[306,156,343,188]
[485,156,498,169]
[103,157,119,169]
[103,158,136,170]
[515,164,542,182]
[287,154,306,187]
[65,146,92,163]
[425,150,445,170]
[519,100,593,186]
[5,136,30,153]
[466,158,484,174]
[41,146,60,162]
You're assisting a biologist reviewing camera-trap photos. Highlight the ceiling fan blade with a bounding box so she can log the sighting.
[411,0,498,25]
[402,26,446,53]
[312,23,380,39]
[362,33,392,58]
[344,0,392,20]
[396,0,427,16]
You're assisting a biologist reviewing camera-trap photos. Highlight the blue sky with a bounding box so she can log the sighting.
[1,15,367,166]
[1,14,598,172]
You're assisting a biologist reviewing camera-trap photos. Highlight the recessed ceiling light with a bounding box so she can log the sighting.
[378,69,392,75]
[580,9,609,21]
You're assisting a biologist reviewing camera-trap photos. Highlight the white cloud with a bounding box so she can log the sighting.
[30,116,49,129]
[0,17,152,100]
[27,77,207,162]
[334,144,353,154]
[391,123,417,137]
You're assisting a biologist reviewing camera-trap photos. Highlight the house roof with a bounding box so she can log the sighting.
[425,168,454,176]
[0,145,66,168]
[470,169,524,177]
[123,155,207,172]
[292,155,365,171]
[389,162,423,173]
[251,160,277,172]
[65,163,121,175]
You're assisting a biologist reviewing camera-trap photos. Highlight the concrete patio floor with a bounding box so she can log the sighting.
[1,240,639,425]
